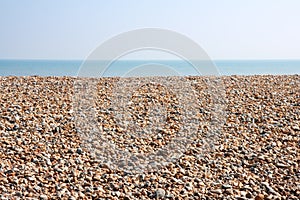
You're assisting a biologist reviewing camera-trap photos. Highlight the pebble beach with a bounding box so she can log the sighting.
[0,75,299,199]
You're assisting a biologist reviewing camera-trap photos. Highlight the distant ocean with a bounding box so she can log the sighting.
[0,60,299,77]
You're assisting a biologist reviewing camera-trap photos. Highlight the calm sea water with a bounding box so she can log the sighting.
[0,60,299,77]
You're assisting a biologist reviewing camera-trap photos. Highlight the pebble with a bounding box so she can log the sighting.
[185,182,193,191]
[155,188,166,199]
[255,194,265,200]
[222,184,232,189]
[211,189,222,194]
[246,192,252,198]
[275,163,289,168]
[39,194,48,200]
[262,182,278,195]
[76,148,83,154]
[240,191,247,197]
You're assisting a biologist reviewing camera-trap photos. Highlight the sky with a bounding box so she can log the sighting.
[0,0,300,60]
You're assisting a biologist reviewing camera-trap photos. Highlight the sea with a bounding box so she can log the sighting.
[0,59,299,77]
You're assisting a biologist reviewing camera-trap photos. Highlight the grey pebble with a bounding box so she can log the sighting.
[156,188,166,199]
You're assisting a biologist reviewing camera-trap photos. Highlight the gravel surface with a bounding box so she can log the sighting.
[0,75,299,199]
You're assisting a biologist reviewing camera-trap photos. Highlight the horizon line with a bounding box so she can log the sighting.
[1,58,300,61]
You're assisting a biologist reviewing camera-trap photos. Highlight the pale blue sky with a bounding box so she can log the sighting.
[0,0,300,60]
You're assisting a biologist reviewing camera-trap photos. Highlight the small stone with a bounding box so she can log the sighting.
[242,185,253,191]
[78,192,85,198]
[45,159,52,166]
[14,191,22,197]
[13,124,19,130]
[194,178,201,182]
[34,186,41,192]
[236,197,248,200]
[39,194,48,200]
[262,182,278,195]
[76,148,83,154]
[85,187,93,193]
[93,174,101,181]
[139,174,145,181]
[255,194,264,200]
[222,184,232,189]
[246,192,252,198]
[240,191,247,197]
[67,149,73,153]
[112,191,121,197]
[185,182,193,191]
[0,178,8,184]
[179,168,185,174]
[275,163,289,168]
[165,193,174,198]
[27,177,35,181]
[156,188,166,199]
[292,125,299,131]
[225,189,233,195]
[211,189,222,194]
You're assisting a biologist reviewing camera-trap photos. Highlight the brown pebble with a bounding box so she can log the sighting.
[255,194,265,200]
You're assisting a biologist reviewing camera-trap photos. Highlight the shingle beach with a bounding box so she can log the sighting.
[0,75,299,199]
